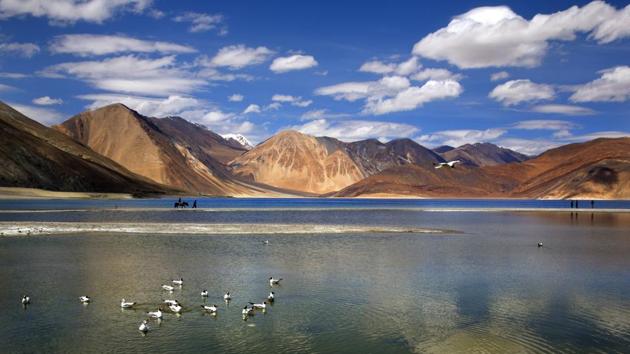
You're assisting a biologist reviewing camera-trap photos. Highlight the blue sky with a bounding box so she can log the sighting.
[0,0,628,154]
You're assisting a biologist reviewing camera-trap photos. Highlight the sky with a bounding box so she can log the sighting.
[0,0,629,154]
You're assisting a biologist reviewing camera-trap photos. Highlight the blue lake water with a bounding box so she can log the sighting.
[0,198,629,353]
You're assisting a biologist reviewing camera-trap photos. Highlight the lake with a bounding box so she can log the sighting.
[1,198,629,353]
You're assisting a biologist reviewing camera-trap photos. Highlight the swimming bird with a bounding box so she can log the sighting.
[269,277,282,286]
[138,320,150,333]
[162,284,175,291]
[169,303,182,313]
[172,278,184,285]
[201,304,218,313]
[242,305,254,316]
[79,296,91,303]
[163,299,179,306]
[21,295,30,305]
[120,299,136,308]
[263,240,269,245]
[538,242,543,248]
[267,292,275,302]
[147,309,163,319]
[223,292,231,301]
[433,160,461,169]
[249,301,268,310]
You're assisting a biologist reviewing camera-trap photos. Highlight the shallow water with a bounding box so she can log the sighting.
[1,199,629,353]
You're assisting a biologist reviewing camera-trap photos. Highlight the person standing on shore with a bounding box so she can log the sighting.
[591,200,594,209]
[193,200,197,208]
[570,200,574,208]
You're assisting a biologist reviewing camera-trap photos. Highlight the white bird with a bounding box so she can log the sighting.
[263,240,269,245]
[201,304,218,313]
[172,278,184,285]
[79,296,91,303]
[147,309,163,319]
[120,299,136,308]
[249,301,267,310]
[269,277,282,286]
[267,292,275,302]
[138,320,149,333]
[223,292,231,301]
[21,295,30,305]
[242,305,254,316]
[163,299,179,306]
[538,242,544,248]
[433,160,461,169]
[162,284,175,291]
[169,303,182,313]
[201,290,208,297]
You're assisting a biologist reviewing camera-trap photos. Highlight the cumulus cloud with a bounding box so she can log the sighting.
[0,0,153,24]
[530,104,595,115]
[412,2,630,68]
[359,57,420,76]
[417,128,507,147]
[411,68,462,81]
[9,102,64,125]
[228,94,243,102]
[315,81,371,102]
[41,55,205,96]
[195,66,253,82]
[270,54,318,73]
[208,44,274,69]
[570,66,630,102]
[33,96,63,105]
[50,34,196,56]
[173,12,225,34]
[271,94,312,107]
[0,42,40,57]
[364,80,462,115]
[243,104,261,114]
[489,79,554,106]
[292,118,420,142]
[0,72,28,79]
[491,71,510,81]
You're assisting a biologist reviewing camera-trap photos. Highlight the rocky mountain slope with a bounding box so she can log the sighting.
[0,101,171,196]
[54,104,255,195]
[439,142,529,167]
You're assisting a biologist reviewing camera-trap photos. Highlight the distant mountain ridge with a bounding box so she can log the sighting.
[221,133,253,150]
[439,142,529,167]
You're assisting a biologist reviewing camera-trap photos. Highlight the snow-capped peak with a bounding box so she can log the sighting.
[222,133,253,149]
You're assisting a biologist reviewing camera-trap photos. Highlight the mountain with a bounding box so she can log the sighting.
[432,145,455,154]
[54,104,255,195]
[229,132,445,194]
[229,130,364,194]
[440,142,529,167]
[221,133,253,150]
[335,137,630,199]
[0,101,171,196]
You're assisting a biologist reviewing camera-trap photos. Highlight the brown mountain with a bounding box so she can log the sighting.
[335,137,629,199]
[440,142,529,167]
[54,104,256,196]
[229,130,365,194]
[0,101,171,196]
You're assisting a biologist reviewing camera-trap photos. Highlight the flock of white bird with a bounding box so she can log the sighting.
[21,276,284,334]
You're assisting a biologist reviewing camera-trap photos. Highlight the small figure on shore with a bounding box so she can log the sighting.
[570,200,574,208]
[537,242,543,248]
[590,200,594,209]
[192,200,197,208]
[576,200,579,209]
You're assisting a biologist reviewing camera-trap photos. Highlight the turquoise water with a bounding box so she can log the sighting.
[0,199,629,353]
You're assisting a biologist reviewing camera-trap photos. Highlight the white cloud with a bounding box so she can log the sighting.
[0,83,16,91]
[0,42,40,57]
[412,2,630,69]
[196,66,253,82]
[9,102,64,125]
[42,55,205,96]
[33,96,63,105]
[490,71,510,81]
[271,94,312,107]
[300,109,349,121]
[228,94,243,102]
[562,130,630,142]
[315,81,372,102]
[243,104,261,114]
[359,57,420,76]
[173,12,225,33]
[270,54,318,73]
[0,0,153,24]
[417,128,507,147]
[264,102,281,111]
[530,104,595,115]
[513,119,579,131]
[494,138,560,155]
[50,34,196,56]
[570,66,630,102]
[411,68,462,81]
[292,118,419,142]
[363,80,462,115]
[208,45,274,69]
[0,72,28,78]
[78,93,200,117]
[489,79,554,106]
